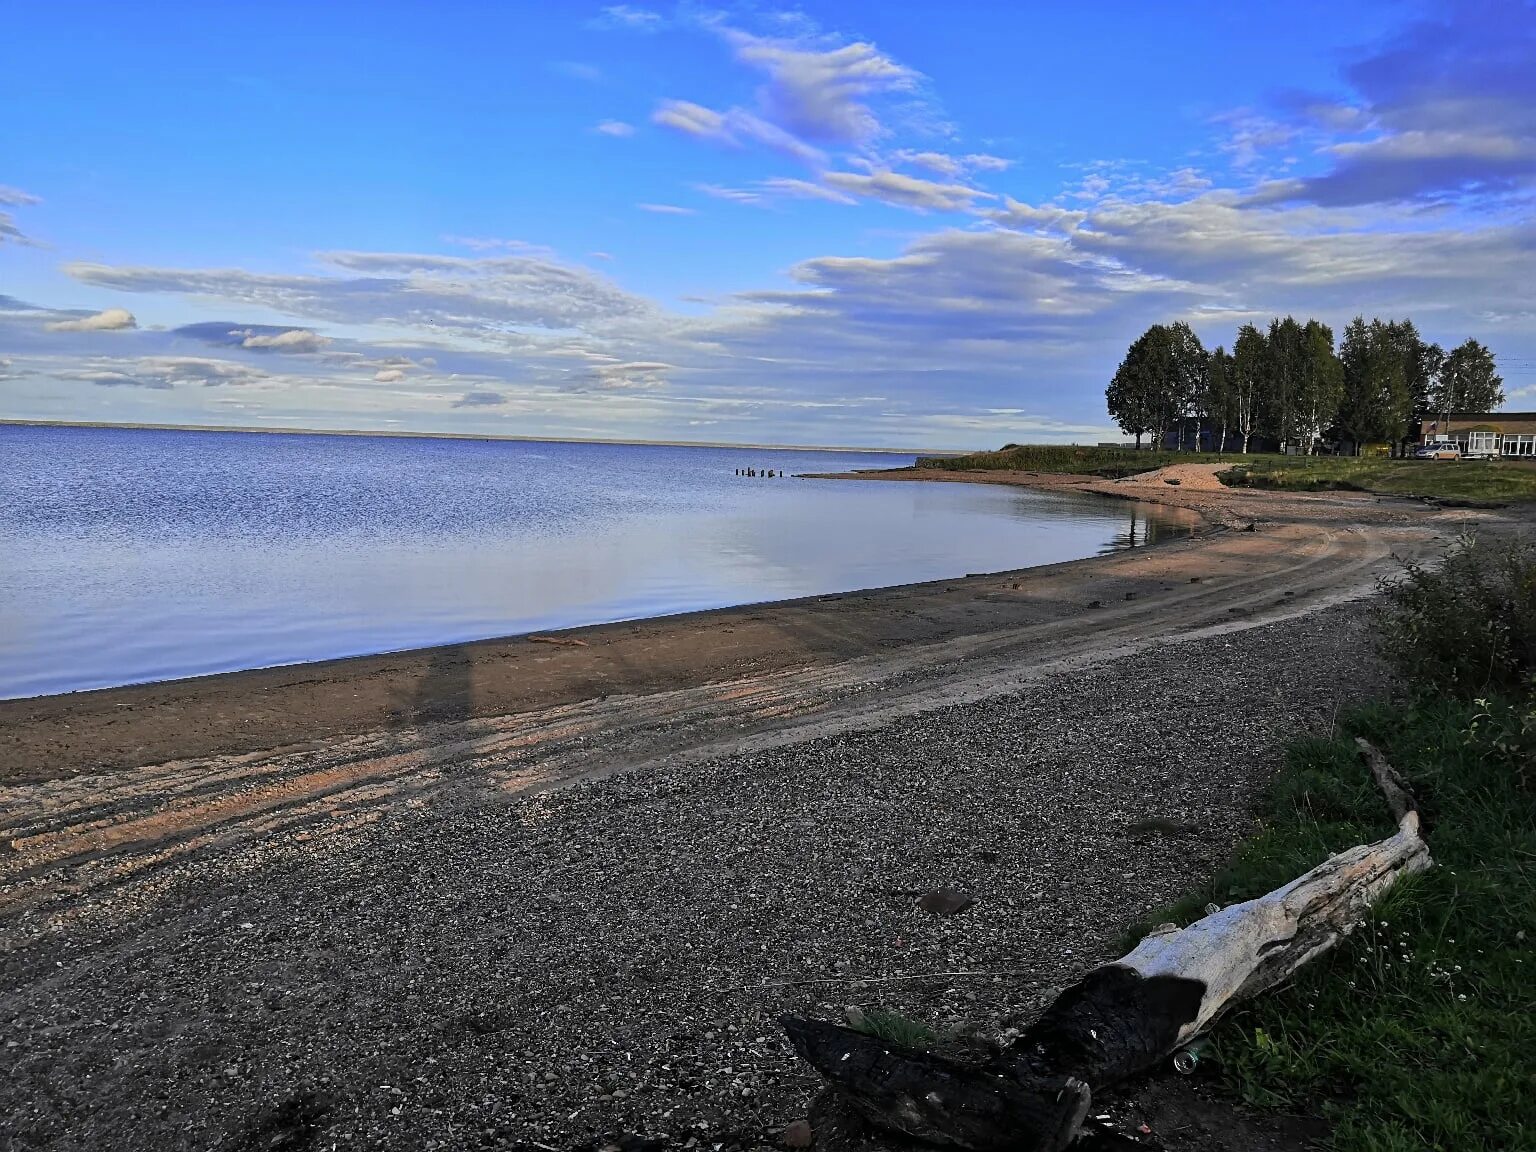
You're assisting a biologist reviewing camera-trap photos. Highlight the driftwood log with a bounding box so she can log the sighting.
[783,739,1431,1152]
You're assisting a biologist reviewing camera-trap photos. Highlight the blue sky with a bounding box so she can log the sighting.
[2,0,1533,448]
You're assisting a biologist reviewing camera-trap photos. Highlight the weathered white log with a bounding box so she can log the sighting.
[1084,801,1431,1053]
[784,741,1432,1151]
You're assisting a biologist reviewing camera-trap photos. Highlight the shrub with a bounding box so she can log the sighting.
[1376,535,1536,698]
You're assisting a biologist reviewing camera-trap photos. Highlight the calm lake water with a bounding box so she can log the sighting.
[0,425,1194,699]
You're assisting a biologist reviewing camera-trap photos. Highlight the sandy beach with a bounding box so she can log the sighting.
[0,465,1517,1150]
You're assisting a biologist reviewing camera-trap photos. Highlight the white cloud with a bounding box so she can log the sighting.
[650,99,825,164]
[45,307,138,332]
[0,185,40,245]
[652,99,728,141]
[67,251,656,336]
[722,29,919,145]
[890,150,962,176]
[650,21,927,166]
[694,183,764,205]
[637,202,696,215]
[53,355,268,390]
[822,170,994,213]
[374,368,407,383]
[239,327,326,352]
[963,153,1011,172]
[758,177,856,204]
[596,119,635,137]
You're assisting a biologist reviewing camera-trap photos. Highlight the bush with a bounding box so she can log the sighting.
[1376,535,1536,698]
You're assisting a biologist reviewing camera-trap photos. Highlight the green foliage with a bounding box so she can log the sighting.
[1375,535,1536,699]
[1105,322,1208,447]
[1131,697,1536,1151]
[1434,339,1505,416]
[1231,324,1268,451]
[1106,314,1494,456]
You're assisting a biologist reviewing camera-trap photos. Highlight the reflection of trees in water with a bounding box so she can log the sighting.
[1105,506,1194,553]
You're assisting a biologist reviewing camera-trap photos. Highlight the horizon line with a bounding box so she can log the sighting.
[0,418,971,456]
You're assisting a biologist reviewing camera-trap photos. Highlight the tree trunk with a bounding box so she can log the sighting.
[783,742,1429,1152]
[1134,431,1142,449]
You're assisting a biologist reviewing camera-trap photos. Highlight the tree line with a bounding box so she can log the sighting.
[1105,317,1505,453]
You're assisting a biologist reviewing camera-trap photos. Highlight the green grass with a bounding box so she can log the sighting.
[1129,697,1536,1151]
[848,1007,939,1048]
[917,444,1251,477]
[916,443,1536,502]
[1218,457,1536,503]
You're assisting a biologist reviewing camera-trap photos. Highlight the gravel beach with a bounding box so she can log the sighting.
[2,601,1389,1151]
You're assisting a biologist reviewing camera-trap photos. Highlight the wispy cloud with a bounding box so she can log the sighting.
[67,251,656,337]
[720,28,920,146]
[636,202,696,215]
[758,177,857,204]
[0,185,41,245]
[821,170,995,212]
[53,356,268,390]
[595,119,635,137]
[651,99,826,164]
[591,5,663,31]
[45,307,138,332]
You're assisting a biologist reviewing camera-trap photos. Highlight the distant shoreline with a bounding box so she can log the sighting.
[0,418,960,456]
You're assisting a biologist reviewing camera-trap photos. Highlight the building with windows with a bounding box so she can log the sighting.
[1419,412,1536,458]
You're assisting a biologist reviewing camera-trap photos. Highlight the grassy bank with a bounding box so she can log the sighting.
[917,444,1536,502]
[1218,456,1536,503]
[1134,536,1536,1150]
[1135,697,1534,1150]
[915,444,1248,476]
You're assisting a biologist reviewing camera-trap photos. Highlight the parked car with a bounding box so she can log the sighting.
[1414,443,1462,460]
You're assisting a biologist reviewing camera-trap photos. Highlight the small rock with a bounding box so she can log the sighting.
[1124,591,1138,600]
[1087,600,1104,609]
[918,887,974,916]
[843,1005,867,1031]
[779,1119,814,1148]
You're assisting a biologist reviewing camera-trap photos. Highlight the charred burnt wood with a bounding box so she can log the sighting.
[781,1017,1089,1152]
